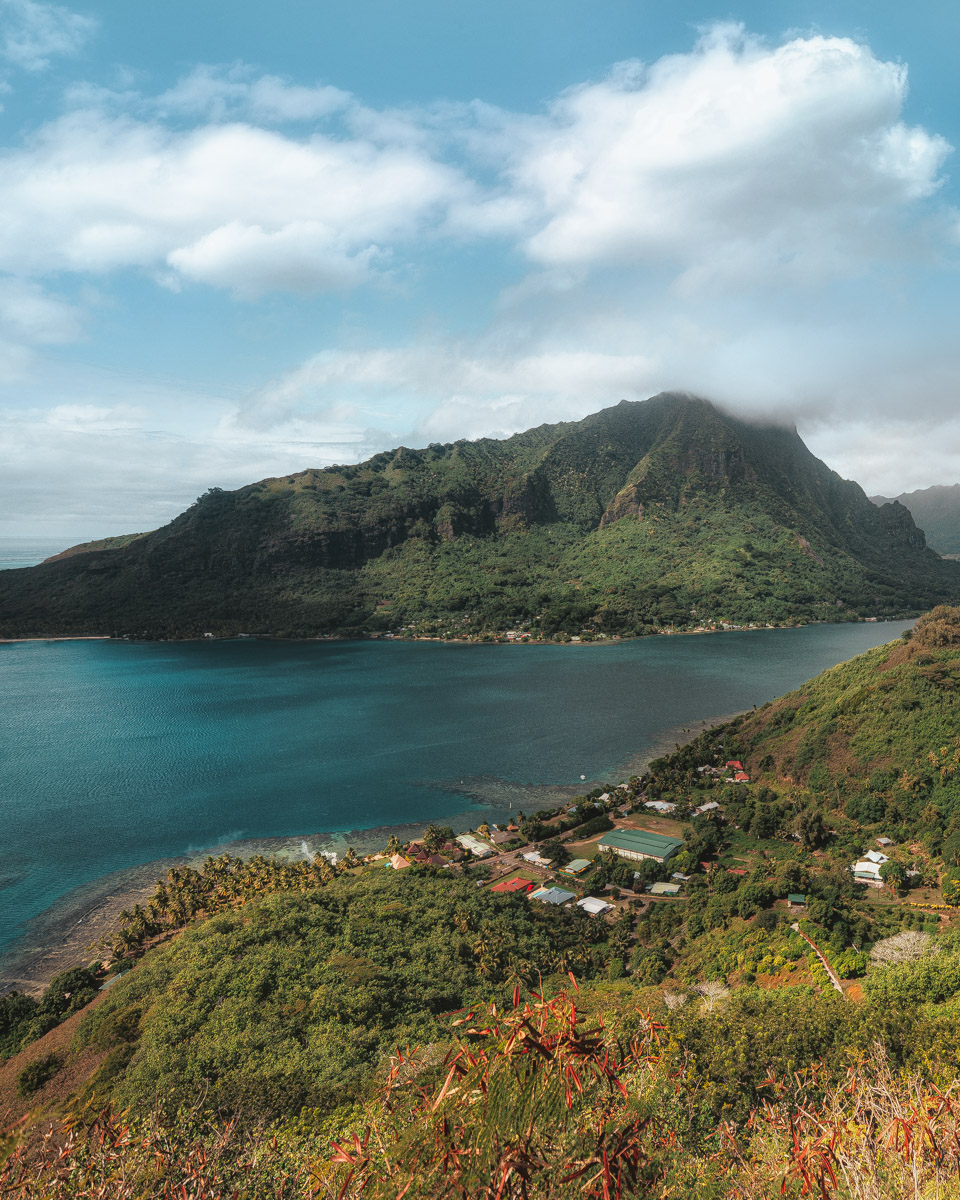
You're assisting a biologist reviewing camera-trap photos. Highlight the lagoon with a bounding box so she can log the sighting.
[0,621,911,965]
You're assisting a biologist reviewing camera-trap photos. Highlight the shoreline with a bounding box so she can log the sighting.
[0,615,911,648]
[0,710,741,996]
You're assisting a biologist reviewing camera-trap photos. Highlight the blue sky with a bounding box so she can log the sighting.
[2,0,960,537]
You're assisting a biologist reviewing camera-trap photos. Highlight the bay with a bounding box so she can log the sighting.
[0,621,910,964]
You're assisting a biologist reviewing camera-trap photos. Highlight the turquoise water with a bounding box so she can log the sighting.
[0,622,910,958]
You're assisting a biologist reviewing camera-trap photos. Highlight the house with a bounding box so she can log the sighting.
[561,858,591,876]
[787,893,807,908]
[644,801,676,813]
[876,837,894,847]
[530,886,576,906]
[577,896,613,915]
[726,760,743,770]
[598,792,611,803]
[732,771,750,783]
[649,881,681,896]
[863,850,889,865]
[671,872,691,882]
[388,853,412,870]
[456,834,494,858]
[490,830,514,845]
[490,877,534,894]
[596,829,684,864]
[522,851,553,869]
[693,801,721,816]
[852,860,883,886]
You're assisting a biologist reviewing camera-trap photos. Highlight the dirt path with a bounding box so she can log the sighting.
[792,923,844,996]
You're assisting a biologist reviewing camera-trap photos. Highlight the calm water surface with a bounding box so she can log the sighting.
[0,622,911,956]
[0,537,74,570]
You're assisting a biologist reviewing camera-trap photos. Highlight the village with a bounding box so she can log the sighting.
[349,749,952,998]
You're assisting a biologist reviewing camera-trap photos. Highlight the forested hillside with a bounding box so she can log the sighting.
[2,393,957,638]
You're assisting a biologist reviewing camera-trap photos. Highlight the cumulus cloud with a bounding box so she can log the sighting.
[0,0,95,71]
[0,26,951,301]
[463,24,951,289]
[0,109,468,295]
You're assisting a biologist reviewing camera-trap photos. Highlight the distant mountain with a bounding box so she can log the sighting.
[870,484,960,555]
[2,392,958,639]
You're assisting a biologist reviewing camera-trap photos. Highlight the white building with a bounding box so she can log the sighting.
[852,860,883,886]
[456,834,493,858]
[522,851,553,869]
[577,896,613,916]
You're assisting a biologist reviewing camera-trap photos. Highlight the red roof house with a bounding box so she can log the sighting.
[490,877,534,894]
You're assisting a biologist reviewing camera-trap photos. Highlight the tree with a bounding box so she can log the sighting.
[796,808,828,850]
[422,825,455,853]
[942,869,960,907]
[870,931,933,965]
[879,860,907,894]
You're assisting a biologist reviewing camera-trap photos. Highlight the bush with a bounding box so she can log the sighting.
[17,1053,62,1097]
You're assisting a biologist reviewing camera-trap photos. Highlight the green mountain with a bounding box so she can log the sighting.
[3,392,958,638]
[871,482,960,555]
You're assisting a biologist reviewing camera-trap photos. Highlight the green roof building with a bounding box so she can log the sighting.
[560,858,591,875]
[596,829,684,864]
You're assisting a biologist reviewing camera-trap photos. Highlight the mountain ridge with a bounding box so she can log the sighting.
[871,482,960,555]
[2,391,958,638]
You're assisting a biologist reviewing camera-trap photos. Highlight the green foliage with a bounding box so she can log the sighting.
[0,967,99,1063]
[16,1053,62,1097]
[76,870,610,1118]
[2,395,956,638]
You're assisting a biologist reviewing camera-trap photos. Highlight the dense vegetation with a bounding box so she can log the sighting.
[71,870,614,1120]
[17,612,960,1195]
[872,482,960,554]
[2,393,957,639]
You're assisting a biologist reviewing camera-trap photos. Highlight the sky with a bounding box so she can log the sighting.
[2,0,960,538]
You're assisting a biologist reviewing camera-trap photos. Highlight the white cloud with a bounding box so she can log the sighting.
[0,0,94,71]
[167,221,381,297]
[464,24,951,289]
[3,24,960,525]
[0,109,468,294]
[0,277,83,381]
[156,64,351,124]
[0,27,950,302]
[238,343,656,443]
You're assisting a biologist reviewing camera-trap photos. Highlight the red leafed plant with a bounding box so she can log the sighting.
[323,985,672,1200]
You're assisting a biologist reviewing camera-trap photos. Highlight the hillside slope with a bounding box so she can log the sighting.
[648,605,960,856]
[871,482,960,554]
[2,392,957,638]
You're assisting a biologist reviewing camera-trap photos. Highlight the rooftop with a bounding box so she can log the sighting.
[598,829,685,857]
[530,886,576,906]
[561,858,591,874]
